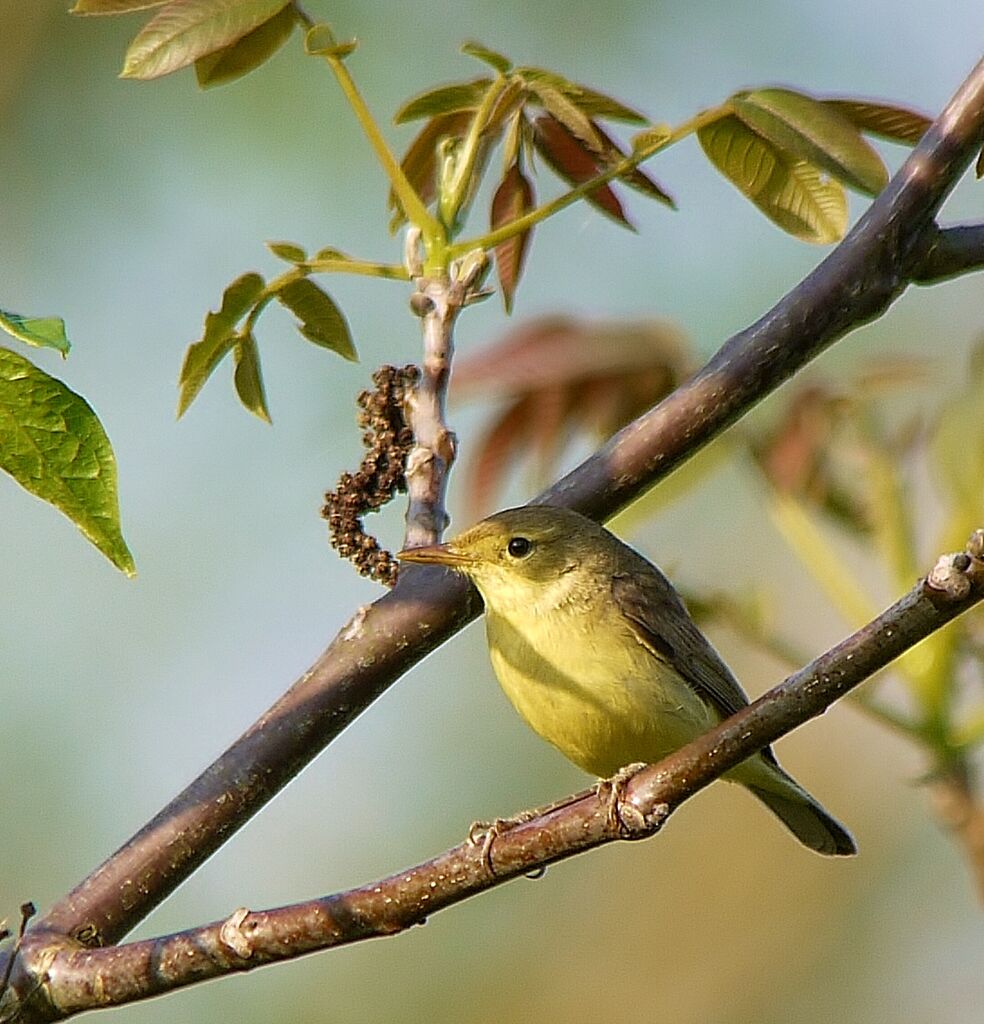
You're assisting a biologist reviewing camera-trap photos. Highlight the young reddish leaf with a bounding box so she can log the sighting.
[752,365,926,537]
[698,115,848,244]
[592,121,675,208]
[122,0,292,80]
[178,271,265,417]
[394,78,492,124]
[732,88,888,196]
[276,279,357,360]
[194,3,296,87]
[232,332,270,423]
[388,110,473,231]
[453,316,690,516]
[466,394,534,519]
[71,0,168,13]
[821,99,932,145]
[454,316,689,397]
[532,113,632,227]
[490,162,536,313]
[461,40,511,74]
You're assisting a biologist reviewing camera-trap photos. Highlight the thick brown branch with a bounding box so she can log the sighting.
[910,222,984,283]
[7,543,982,1020]
[21,57,984,969]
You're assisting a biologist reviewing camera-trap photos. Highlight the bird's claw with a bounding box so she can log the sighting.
[467,812,536,877]
[596,762,649,835]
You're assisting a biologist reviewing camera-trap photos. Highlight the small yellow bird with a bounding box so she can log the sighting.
[399,505,855,856]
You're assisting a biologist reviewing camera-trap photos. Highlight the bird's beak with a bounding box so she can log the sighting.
[397,541,473,569]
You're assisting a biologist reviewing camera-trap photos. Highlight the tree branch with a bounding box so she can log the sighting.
[18,55,984,972]
[910,222,984,283]
[403,252,489,547]
[6,539,982,1020]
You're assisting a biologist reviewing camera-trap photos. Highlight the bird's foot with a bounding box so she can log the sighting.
[467,813,537,877]
[596,762,649,836]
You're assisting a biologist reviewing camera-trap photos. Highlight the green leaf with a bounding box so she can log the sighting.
[514,67,647,125]
[486,78,526,140]
[121,0,292,80]
[698,115,847,244]
[178,271,265,417]
[303,23,357,59]
[0,308,71,357]
[821,99,931,146]
[631,123,672,155]
[194,3,296,87]
[523,76,602,151]
[275,279,357,360]
[569,85,646,124]
[0,347,135,575]
[733,88,888,196]
[394,78,492,124]
[71,0,169,13]
[311,246,350,262]
[232,332,270,422]
[461,40,511,74]
[388,110,473,231]
[266,240,307,263]
[501,110,524,169]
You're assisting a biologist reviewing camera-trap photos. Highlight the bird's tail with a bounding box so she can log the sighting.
[744,764,856,857]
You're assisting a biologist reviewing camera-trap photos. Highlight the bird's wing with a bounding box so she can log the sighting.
[611,567,752,722]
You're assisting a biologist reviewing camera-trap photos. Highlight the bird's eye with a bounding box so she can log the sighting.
[507,536,533,558]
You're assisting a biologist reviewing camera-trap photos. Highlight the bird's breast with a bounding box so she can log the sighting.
[484,603,716,777]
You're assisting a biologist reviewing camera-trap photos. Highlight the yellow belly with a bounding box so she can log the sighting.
[485,608,718,778]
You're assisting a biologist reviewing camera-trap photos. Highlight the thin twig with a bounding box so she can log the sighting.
[403,252,489,548]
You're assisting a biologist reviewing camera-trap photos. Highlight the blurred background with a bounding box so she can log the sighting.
[1,2,982,1022]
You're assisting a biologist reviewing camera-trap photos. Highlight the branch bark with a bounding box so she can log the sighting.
[6,540,982,1019]
[8,51,984,1012]
[403,251,489,546]
[910,222,984,283]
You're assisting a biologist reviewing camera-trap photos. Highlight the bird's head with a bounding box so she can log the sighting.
[398,505,602,613]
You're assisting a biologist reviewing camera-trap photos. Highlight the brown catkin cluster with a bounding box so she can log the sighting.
[322,364,419,586]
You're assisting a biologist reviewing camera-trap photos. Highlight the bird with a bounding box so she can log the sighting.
[398,504,855,856]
